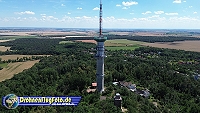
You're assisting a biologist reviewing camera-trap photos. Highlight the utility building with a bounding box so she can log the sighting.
[114,93,122,108]
[94,0,107,94]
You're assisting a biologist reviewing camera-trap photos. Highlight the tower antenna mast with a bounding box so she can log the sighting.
[99,0,103,38]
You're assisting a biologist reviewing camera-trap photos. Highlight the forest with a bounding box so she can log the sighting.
[64,35,200,43]
[0,38,200,112]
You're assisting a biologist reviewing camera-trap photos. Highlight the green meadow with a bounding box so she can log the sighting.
[59,41,75,44]
[0,63,8,68]
[0,36,37,40]
[105,39,145,50]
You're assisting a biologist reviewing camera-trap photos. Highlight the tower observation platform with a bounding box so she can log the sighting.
[94,37,107,42]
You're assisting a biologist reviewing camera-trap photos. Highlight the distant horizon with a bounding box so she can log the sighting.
[0,27,200,31]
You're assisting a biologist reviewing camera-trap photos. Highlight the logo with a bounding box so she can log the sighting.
[2,94,81,109]
[3,94,19,109]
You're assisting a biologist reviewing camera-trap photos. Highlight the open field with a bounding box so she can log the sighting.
[0,31,96,37]
[0,36,36,40]
[106,46,141,50]
[0,40,12,51]
[0,63,8,68]
[142,41,200,52]
[77,39,145,50]
[59,41,75,44]
[105,39,146,46]
[0,55,50,61]
[0,46,10,52]
[76,40,97,44]
[1,29,200,38]
[0,40,12,42]
[76,39,200,52]
[0,60,39,82]
[105,39,145,50]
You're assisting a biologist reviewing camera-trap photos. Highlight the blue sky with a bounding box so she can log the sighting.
[0,0,200,29]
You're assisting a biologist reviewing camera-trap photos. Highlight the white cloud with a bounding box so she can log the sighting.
[93,7,100,10]
[67,12,71,15]
[40,14,46,16]
[15,11,35,15]
[154,11,164,15]
[142,11,152,15]
[148,15,160,18]
[165,13,179,15]
[1,15,200,29]
[61,4,65,6]
[41,15,58,21]
[189,6,193,8]
[193,12,197,14]
[116,4,121,7]
[83,16,91,19]
[75,17,81,19]
[77,7,82,10]
[122,1,138,7]
[173,0,181,3]
[106,16,115,20]
[122,7,128,10]
[130,13,134,15]
[183,1,186,2]
[117,18,128,21]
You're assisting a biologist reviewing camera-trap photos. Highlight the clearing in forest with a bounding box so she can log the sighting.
[105,39,146,50]
[0,60,39,82]
[0,46,10,52]
[0,55,50,61]
[77,39,146,50]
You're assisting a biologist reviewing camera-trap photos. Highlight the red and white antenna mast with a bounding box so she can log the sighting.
[99,0,103,38]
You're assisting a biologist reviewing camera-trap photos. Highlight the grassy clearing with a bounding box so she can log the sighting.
[105,39,146,46]
[0,55,50,61]
[59,41,74,44]
[106,46,141,51]
[0,63,8,68]
[105,39,145,50]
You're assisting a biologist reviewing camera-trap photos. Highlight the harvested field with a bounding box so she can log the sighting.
[0,46,10,52]
[0,60,39,82]
[0,55,50,61]
[0,31,93,37]
[0,40,12,42]
[76,40,97,44]
[142,41,200,52]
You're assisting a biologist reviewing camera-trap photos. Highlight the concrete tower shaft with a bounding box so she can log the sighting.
[94,0,107,93]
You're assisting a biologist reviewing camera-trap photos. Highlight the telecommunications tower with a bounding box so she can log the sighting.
[94,0,107,93]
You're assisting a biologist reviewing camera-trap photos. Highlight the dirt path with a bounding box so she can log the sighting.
[0,60,39,82]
